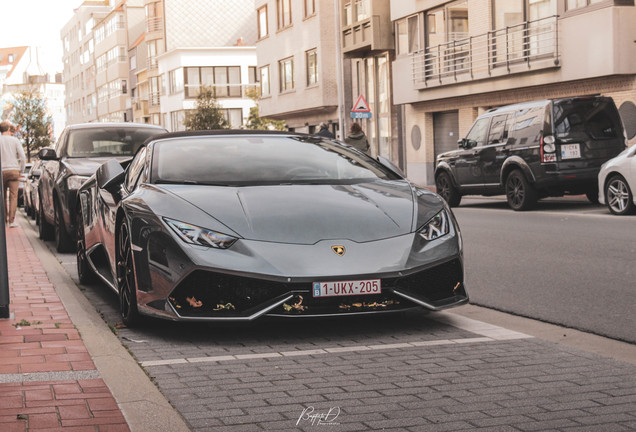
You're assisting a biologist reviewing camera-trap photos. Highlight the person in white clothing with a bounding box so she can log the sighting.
[1,121,26,227]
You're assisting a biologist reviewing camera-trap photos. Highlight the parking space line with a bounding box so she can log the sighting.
[139,333,531,368]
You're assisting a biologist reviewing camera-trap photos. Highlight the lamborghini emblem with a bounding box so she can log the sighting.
[331,245,346,256]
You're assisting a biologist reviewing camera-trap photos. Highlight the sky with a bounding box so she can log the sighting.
[0,0,82,74]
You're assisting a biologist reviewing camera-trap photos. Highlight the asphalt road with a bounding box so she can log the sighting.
[453,196,636,344]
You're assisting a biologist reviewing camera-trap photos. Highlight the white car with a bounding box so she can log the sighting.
[598,144,636,215]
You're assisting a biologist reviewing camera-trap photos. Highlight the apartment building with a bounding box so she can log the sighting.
[136,0,257,130]
[255,0,340,137]
[339,0,401,162]
[94,0,145,123]
[61,1,112,124]
[391,0,636,186]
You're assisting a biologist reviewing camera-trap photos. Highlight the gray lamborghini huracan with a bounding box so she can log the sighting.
[76,131,468,325]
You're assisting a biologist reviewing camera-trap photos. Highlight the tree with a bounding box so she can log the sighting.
[11,88,53,162]
[244,88,286,131]
[184,86,229,130]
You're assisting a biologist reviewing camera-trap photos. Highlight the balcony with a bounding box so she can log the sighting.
[411,16,560,89]
[146,16,163,33]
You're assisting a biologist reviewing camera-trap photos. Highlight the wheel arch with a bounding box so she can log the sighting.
[434,163,459,188]
[501,157,536,185]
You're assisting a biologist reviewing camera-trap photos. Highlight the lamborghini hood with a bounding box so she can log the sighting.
[159,181,420,244]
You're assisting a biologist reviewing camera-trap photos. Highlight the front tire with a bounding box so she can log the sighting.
[117,222,141,326]
[435,171,462,207]
[605,174,635,215]
[505,169,538,211]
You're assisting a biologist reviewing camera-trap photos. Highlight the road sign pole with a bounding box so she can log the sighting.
[0,158,10,318]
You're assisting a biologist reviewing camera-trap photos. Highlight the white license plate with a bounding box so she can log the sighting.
[561,143,581,160]
[313,279,381,297]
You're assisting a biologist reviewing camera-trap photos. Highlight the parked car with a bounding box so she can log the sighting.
[598,144,636,215]
[76,131,468,326]
[17,162,33,208]
[24,159,44,219]
[435,96,627,210]
[38,123,167,252]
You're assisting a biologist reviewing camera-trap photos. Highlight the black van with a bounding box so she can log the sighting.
[434,96,627,210]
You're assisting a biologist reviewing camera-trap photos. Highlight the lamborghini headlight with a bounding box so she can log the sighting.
[418,209,450,241]
[164,218,237,249]
[67,175,90,190]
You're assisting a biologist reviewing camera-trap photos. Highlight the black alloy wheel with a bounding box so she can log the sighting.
[54,200,74,253]
[76,207,96,284]
[606,174,635,215]
[117,222,141,326]
[435,171,462,207]
[38,197,54,240]
[505,169,538,211]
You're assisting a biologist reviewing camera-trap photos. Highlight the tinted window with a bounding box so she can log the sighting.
[553,99,621,140]
[487,114,508,144]
[152,136,401,186]
[67,127,162,158]
[510,106,545,146]
[465,117,490,147]
[125,146,147,191]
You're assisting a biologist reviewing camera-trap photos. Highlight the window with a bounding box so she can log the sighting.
[224,108,244,128]
[355,0,370,21]
[277,0,292,29]
[304,0,315,17]
[396,15,420,55]
[465,117,490,147]
[279,57,294,92]
[343,2,352,25]
[487,115,509,144]
[258,6,268,39]
[306,49,318,86]
[566,0,603,10]
[184,66,242,99]
[169,68,184,94]
[260,66,270,96]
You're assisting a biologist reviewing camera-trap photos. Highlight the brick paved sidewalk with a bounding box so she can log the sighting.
[0,222,130,432]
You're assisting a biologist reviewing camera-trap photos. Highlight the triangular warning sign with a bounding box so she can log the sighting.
[352,94,370,112]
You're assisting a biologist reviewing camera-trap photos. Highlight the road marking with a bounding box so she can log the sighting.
[139,315,532,368]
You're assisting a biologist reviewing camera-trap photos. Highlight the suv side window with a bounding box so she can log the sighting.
[510,106,545,146]
[465,117,490,148]
[487,114,509,144]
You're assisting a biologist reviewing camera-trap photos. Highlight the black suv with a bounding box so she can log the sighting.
[38,123,166,252]
[435,96,627,210]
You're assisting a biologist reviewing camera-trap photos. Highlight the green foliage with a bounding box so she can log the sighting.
[184,86,229,130]
[244,88,286,131]
[11,88,53,162]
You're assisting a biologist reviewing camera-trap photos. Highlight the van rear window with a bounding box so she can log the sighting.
[553,99,621,140]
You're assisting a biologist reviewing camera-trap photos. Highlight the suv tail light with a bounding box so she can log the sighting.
[541,135,557,162]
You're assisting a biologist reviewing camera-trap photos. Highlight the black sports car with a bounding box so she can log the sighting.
[76,131,468,325]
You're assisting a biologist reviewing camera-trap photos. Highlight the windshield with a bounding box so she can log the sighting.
[67,127,162,158]
[152,135,401,186]
[553,99,622,140]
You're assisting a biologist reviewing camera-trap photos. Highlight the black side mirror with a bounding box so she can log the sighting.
[38,148,57,160]
[96,159,125,193]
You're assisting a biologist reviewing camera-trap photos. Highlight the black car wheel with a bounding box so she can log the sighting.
[76,207,96,284]
[585,184,599,204]
[54,200,74,253]
[117,222,141,326]
[435,171,462,207]
[38,197,54,240]
[505,170,538,211]
[606,174,635,215]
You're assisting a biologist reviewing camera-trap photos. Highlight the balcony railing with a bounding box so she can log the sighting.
[149,91,160,106]
[411,15,559,87]
[146,16,163,33]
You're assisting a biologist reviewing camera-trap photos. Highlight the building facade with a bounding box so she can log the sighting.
[391,0,636,186]
[60,1,112,125]
[255,0,340,137]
